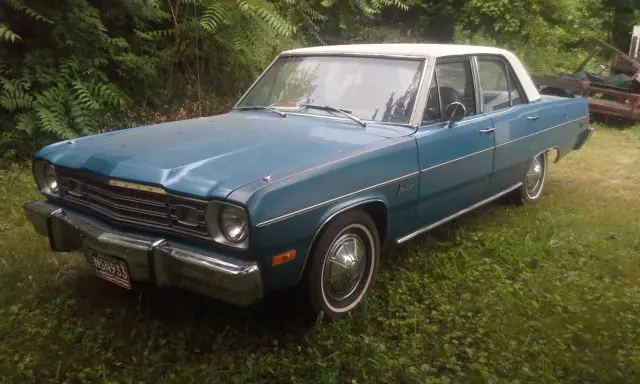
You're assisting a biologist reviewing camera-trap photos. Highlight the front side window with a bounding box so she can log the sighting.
[238,55,425,124]
[421,59,476,124]
[433,60,477,117]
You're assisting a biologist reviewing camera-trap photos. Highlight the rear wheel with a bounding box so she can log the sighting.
[304,210,380,319]
[509,152,548,205]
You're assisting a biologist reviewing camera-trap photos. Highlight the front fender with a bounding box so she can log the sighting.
[244,138,420,293]
[249,188,401,292]
[315,195,389,236]
[296,194,389,281]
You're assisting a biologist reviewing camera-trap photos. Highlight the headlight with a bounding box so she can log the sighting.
[219,205,248,243]
[43,163,59,194]
[34,161,59,196]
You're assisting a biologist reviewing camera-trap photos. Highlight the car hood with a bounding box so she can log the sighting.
[37,111,411,199]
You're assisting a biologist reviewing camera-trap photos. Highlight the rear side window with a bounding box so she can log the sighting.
[477,58,511,112]
[477,56,526,112]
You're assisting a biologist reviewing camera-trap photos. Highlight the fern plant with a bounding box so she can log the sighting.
[0,0,409,161]
[0,0,136,159]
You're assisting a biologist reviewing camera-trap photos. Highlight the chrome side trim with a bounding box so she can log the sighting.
[424,114,488,127]
[418,116,584,173]
[496,116,584,148]
[296,198,387,285]
[256,172,419,227]
[395,182,522,244]
[420,147,494,173]
[255,116,585,228]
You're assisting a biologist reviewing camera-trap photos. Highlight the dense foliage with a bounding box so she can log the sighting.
[0,0,639,160]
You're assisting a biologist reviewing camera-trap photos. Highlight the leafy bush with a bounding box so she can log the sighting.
[0,0,298,161]
[0,0,635,162]
[0,0,414,161]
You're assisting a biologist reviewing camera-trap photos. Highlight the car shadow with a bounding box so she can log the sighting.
[60,265,315,346]
[52,197,514,346]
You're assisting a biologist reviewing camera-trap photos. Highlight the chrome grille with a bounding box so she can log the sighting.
[57,168,210,238]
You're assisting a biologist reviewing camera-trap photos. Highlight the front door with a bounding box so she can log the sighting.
[414,57,496,226]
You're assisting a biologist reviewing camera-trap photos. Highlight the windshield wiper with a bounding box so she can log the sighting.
[233,105,286,117]
[298,104,366,127]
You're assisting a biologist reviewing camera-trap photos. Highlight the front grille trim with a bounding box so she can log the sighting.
[83,183,168,208]
[56,168,211,239]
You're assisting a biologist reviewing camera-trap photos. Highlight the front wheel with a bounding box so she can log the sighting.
[509,151,548,205]
[305,210,380,319]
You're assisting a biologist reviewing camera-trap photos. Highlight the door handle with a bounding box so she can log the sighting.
[527,115,539,121]
[479,128,495,133]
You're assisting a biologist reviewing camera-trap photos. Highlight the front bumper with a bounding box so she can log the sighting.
[23,200,263,306]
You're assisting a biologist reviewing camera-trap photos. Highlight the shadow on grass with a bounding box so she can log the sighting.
[0,195,533,384]
[56,268,316,345]
[29,196,518,355]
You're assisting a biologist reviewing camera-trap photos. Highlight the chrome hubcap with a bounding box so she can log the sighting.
[322,233,367,302]
[525,155,545,198]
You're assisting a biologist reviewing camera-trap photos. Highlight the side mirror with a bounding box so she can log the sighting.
[445,102,466,127]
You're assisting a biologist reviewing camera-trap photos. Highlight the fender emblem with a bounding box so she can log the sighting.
[397,180,414,195]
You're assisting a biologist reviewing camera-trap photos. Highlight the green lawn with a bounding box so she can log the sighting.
[1,125,640,383]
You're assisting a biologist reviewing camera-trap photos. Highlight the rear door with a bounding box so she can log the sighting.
[475,55,543,193]
[414,57,496,225]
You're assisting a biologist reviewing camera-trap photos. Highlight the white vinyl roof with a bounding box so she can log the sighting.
[282,43,541,102]
[283,43,509,57]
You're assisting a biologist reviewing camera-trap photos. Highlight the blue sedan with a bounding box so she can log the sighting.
[24,44,593,319]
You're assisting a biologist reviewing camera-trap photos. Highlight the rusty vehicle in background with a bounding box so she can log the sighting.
[532,31,640,120]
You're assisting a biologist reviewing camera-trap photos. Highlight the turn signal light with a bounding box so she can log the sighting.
[272,250,297,266]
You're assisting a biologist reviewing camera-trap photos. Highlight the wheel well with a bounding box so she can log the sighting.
[359,201,388,245]
[544,147,560,163]
[299,201,389,284]
[315,201,389,248]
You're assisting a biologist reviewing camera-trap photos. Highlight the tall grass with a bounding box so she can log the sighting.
[0,125,639,383]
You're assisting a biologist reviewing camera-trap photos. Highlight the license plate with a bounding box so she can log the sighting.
[87,249,132,289]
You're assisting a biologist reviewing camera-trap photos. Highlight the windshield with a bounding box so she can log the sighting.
[236,55,425,125]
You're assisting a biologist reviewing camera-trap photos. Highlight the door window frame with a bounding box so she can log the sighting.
[473,54,530,114]
[420,55,480,126]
